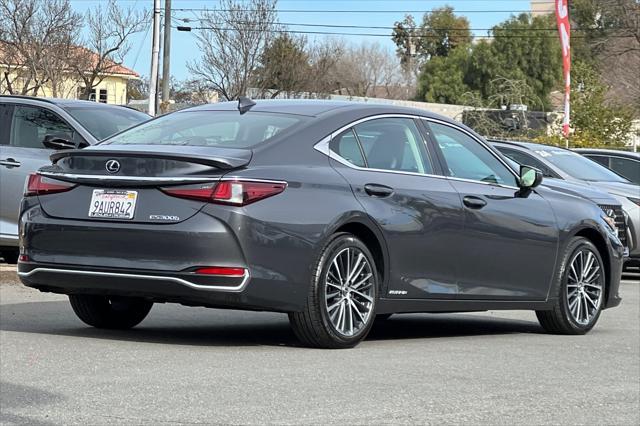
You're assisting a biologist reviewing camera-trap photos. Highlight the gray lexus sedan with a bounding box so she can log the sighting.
[17,100,624,348]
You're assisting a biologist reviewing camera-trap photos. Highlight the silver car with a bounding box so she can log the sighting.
[491,140,640,268]
[0,96,149,263]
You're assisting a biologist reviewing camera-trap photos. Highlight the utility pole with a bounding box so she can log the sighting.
[161,0,171,113]
[148,0,161,116]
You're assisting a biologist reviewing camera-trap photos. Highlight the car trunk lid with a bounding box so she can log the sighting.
[36,145,251,224]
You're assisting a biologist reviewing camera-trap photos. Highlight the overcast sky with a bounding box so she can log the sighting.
[69,0,536,80]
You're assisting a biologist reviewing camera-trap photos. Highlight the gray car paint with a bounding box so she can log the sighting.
[492,140,640,261]
[17,101,624,315]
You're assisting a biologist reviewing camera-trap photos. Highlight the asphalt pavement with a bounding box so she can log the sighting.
[1,265,638,425]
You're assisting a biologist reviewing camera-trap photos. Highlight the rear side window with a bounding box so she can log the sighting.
[330,129,366,167]
[103,111,305,148]
[354,118,432,174]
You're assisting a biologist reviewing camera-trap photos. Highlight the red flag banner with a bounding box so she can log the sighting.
[555,0,571,137]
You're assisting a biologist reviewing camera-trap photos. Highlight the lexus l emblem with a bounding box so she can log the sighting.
[105,159,121,174]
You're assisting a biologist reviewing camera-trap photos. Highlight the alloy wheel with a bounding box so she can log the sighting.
[324,247,375,337]
[566,248,604,325]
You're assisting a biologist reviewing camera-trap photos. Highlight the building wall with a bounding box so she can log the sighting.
[0,68,133,105]
[531,0,554,15]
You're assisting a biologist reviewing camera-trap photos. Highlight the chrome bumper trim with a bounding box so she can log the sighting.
[18,267,250,292]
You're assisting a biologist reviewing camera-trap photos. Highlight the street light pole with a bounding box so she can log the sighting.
[161,0,171,113]
[148,0,161,116]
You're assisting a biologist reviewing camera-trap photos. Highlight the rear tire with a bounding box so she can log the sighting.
[536,237,605,335]
[69,295,153,329]
[289,233,379,349]
[1,249,18,264]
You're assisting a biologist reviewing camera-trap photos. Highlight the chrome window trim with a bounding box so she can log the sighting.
[18,267,250,292]
[313,113,520,190]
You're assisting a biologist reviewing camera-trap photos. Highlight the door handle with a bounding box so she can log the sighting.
[0,158,21,168]
[463,196,487,209]
[364,183,394,198]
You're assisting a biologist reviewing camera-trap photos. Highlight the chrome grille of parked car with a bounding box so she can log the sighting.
[598,204,628,247]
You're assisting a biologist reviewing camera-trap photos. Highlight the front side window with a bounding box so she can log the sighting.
[103,111,306,148]
[429,122,517,187]
[584,155,610,168]
[353,117,432,174]
[64,106,149,141]
[9,106,74,149]
[496,147,557,178]
[610,157,640,184]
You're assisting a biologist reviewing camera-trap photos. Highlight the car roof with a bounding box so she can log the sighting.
[0,94,144,111]
[183,99,453,120]
[574,148,640,158]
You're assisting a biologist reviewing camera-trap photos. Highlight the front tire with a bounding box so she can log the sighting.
[536,237,605,334]
[69,295,153,329]
[289,233,379,349]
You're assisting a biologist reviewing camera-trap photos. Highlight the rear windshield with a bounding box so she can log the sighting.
[101,111,305,148]
[64,106,150,141]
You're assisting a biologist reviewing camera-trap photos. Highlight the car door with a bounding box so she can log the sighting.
[325,116,465,299]
[425,120,558,300]
[0,105,77,243]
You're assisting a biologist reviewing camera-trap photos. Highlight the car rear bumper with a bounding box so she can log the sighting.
[17,261,302,312]
[18,203,310,312]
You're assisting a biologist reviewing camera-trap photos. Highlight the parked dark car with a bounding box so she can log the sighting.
[491,140,639,268]
[0,96,150,263]
[575,148,640,185]
[18,100,624,348]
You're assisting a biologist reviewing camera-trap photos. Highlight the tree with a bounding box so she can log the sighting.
[488,13,562,110]
[253,33,310,98]
[71,0,147,100]
[568,61,634,146]
[0,0,79,96]
[571,0,640,115]
[416,46,471,104]
[392,6,471,69]
[333,42,405,99]
[188,0,279,101]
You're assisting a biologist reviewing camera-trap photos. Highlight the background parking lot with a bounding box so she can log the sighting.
[1,265,638,425]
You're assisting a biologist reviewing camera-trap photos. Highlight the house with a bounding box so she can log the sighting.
[0,45,139,105]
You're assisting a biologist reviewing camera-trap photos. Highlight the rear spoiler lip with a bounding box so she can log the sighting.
[49,147,253,170]
[37,170,220,187]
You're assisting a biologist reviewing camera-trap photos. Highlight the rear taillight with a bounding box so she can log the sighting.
[161,180,286,206]
[24,174,76,196]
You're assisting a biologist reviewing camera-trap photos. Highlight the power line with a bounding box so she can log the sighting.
[171,8,536,14]
[174,18,628,32]
[174,25,634,39]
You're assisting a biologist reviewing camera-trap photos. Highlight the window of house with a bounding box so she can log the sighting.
[99,89,108,103]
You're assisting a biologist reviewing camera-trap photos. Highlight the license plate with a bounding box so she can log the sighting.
[88,190,138,220]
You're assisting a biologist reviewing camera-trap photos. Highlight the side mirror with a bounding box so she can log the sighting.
[42,134,75,150]
[519,165,543,189]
